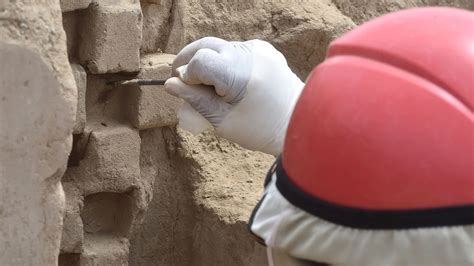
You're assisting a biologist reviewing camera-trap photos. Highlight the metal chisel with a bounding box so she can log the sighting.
[108,79,168,87]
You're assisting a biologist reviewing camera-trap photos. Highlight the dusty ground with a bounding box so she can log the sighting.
[129,128,274,265]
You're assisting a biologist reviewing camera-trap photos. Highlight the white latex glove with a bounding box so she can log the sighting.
[165,37,304,155]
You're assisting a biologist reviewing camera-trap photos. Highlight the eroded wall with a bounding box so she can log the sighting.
[0,1,76,265]
[59,1,182,264]
[57,0,275,264]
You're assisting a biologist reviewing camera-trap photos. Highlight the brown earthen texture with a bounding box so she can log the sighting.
[161,0,473,80]
[58,1,176,264]
[140,0,173,54]
[78,1,143,74]
[126,53,182,129]
[71,63,87,134]
[332,0,474,25]
[163,0,355,79]
[129,128,274,265]
[0,1,76,265]
[60,0,92,12]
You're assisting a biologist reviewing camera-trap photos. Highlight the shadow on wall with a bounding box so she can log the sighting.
[58,253,81,266]
[82,192,134,237]
[58,192,135,266]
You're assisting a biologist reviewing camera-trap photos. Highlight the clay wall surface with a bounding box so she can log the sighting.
[0,1,76,265]
[1,1,472,266]
[59,0,272,265]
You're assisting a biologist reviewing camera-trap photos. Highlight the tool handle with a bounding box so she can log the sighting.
[137,79,167,86]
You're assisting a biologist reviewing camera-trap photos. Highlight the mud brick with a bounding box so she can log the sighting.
[126,53,182,129]
[78,2,142,74]
[60,0,91,12]
[71,63,87,134]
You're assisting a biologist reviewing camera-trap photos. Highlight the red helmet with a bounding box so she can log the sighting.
[278,7,474,229]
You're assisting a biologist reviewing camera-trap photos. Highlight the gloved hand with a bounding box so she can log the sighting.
[165,37,304,155]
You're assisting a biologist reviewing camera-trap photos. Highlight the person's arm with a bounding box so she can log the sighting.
[165,37,304,155]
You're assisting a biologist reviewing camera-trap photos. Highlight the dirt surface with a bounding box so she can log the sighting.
[163,0,355,79]
[129,128,274,265]
[333,0,474,24]
[182,130,274,265]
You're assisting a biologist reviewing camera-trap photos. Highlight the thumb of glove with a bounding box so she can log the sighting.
[164,77,231,128]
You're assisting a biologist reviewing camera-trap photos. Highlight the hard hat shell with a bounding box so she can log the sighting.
[280,7,474,228]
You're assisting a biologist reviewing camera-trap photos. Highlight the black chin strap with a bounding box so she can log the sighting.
[275,157,474,230]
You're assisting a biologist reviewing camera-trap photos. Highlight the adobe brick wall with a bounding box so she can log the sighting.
[58,1,274,264]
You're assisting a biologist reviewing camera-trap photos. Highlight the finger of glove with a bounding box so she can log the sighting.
[181,49,233,99]
[172,37,227,76]
[164,77,231,126]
